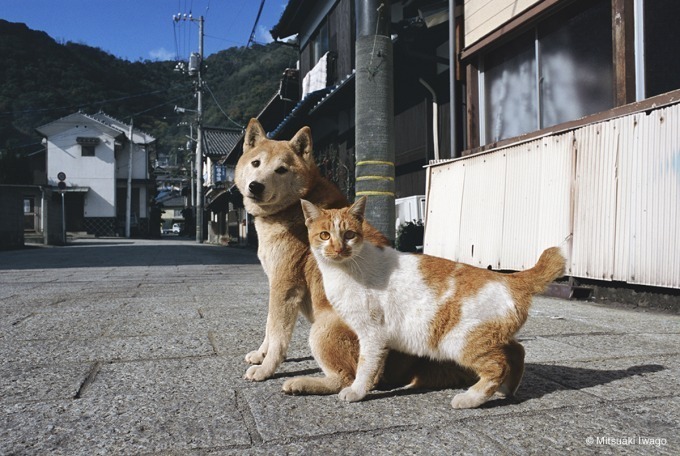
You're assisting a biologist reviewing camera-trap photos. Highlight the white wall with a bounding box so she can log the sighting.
[464,0,541,47]
[47,130,116,218]
[115,144,149,180]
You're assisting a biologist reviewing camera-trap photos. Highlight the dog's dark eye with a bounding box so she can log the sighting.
[252,160,260,168]
[275,166,288,174]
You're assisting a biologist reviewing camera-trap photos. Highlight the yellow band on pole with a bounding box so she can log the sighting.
[356,160,395,167]
[356,176,394,181]
[355,191,395,197]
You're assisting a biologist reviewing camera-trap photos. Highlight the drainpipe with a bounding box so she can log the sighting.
[449,0,459,158]
[419,78,440,161]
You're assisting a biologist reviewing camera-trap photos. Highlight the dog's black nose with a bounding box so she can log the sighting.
[249,181,265,196]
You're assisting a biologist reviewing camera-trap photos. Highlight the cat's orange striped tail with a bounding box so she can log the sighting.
[511,247,566,295]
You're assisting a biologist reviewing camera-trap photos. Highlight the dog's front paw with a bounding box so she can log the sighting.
[245,350,265,365]
[244,365,271,382]
[282,378,305,395]
[338,386,365,402]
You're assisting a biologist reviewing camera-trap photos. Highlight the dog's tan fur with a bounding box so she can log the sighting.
[235,118,476,393]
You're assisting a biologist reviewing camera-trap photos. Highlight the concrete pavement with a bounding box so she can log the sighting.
[1,238,678,455]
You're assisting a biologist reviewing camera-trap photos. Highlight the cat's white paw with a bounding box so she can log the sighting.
[451,391,487,409]
[338,387,365,402]
[245,350,265,365]
[244,365,270,382]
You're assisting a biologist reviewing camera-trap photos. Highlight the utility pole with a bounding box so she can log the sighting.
[173,13,205,243]
[195,15,204,243]
[354,0,396,242]
[125,118,134,238]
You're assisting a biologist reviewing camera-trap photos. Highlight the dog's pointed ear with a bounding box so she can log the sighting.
[301,199,321,225]
[289,126,313,160]
[244,118,266,153]
[349,196,367,222]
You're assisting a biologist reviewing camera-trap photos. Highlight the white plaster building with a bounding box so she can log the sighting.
[36,111,155,237]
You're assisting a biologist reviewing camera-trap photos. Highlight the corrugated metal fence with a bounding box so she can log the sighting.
[424,103,680,289]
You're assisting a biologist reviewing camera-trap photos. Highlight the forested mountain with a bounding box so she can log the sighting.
[0,19,297,182]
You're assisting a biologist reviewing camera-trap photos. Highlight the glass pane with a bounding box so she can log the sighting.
[484,32,537,144]
[644,0,680,97]
[539,0,613,128]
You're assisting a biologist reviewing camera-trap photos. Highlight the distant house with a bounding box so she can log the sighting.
[36,111,156,237]
[202,127,242,244]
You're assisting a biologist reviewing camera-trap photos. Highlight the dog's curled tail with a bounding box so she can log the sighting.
[511,246,567,295]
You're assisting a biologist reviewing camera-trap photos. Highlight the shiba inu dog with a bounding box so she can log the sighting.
[235,118,476,394]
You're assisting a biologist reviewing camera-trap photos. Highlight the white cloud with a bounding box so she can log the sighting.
[256,25,274,44]
[149,47,175,61]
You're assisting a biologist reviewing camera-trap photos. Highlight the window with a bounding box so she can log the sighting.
[310,20,329,66]
[481,0,613,144]
[81,145,95,156]
[638,0,680,98]
[76,137,99,157]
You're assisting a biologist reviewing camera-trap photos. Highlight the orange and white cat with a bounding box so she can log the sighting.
[301,196,567,409]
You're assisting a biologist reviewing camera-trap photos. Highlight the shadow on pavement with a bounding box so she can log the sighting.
[359,363,666,406]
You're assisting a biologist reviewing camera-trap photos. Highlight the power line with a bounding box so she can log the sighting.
[0,88,182,117]
[247,0,267,48]
[203,82,244,129]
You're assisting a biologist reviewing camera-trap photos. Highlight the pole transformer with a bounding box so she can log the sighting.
[354,0,395,242]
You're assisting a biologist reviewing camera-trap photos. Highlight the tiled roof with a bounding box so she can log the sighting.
[202,127,243,157]
[90,112,156,144]
[36,111,156,145]
[267,88,333,140]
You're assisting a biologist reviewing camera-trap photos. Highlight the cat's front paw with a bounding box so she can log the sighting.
[339,387,366,402]
[245,350,265,365]
[451,390,486,409]
[244,365,271,382]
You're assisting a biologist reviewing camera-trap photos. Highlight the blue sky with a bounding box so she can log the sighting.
[1,0,289,61]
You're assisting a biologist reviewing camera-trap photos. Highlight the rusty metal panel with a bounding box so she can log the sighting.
[571,121,620,281]
[424,152,506,267]
[424,161,465,260]
[615,106,680,288]
[425,101,680,289]
[500,135,575,272]
[454,152,507,268]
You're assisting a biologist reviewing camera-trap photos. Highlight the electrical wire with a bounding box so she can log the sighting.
[247,0,267,48]
[0,88,183,117]
[203,82,244,129]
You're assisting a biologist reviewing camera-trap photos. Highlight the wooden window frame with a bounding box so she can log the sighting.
[462,0,637,153]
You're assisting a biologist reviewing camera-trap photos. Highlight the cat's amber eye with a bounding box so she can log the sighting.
[343,231,356,240]
[319,231,330,240]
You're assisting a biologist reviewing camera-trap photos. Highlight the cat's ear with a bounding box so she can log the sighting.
[243,118,266,153]
[349,196,367,222]
[301,199,322,225]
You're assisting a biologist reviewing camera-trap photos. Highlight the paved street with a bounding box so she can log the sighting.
[1,238,678,455]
